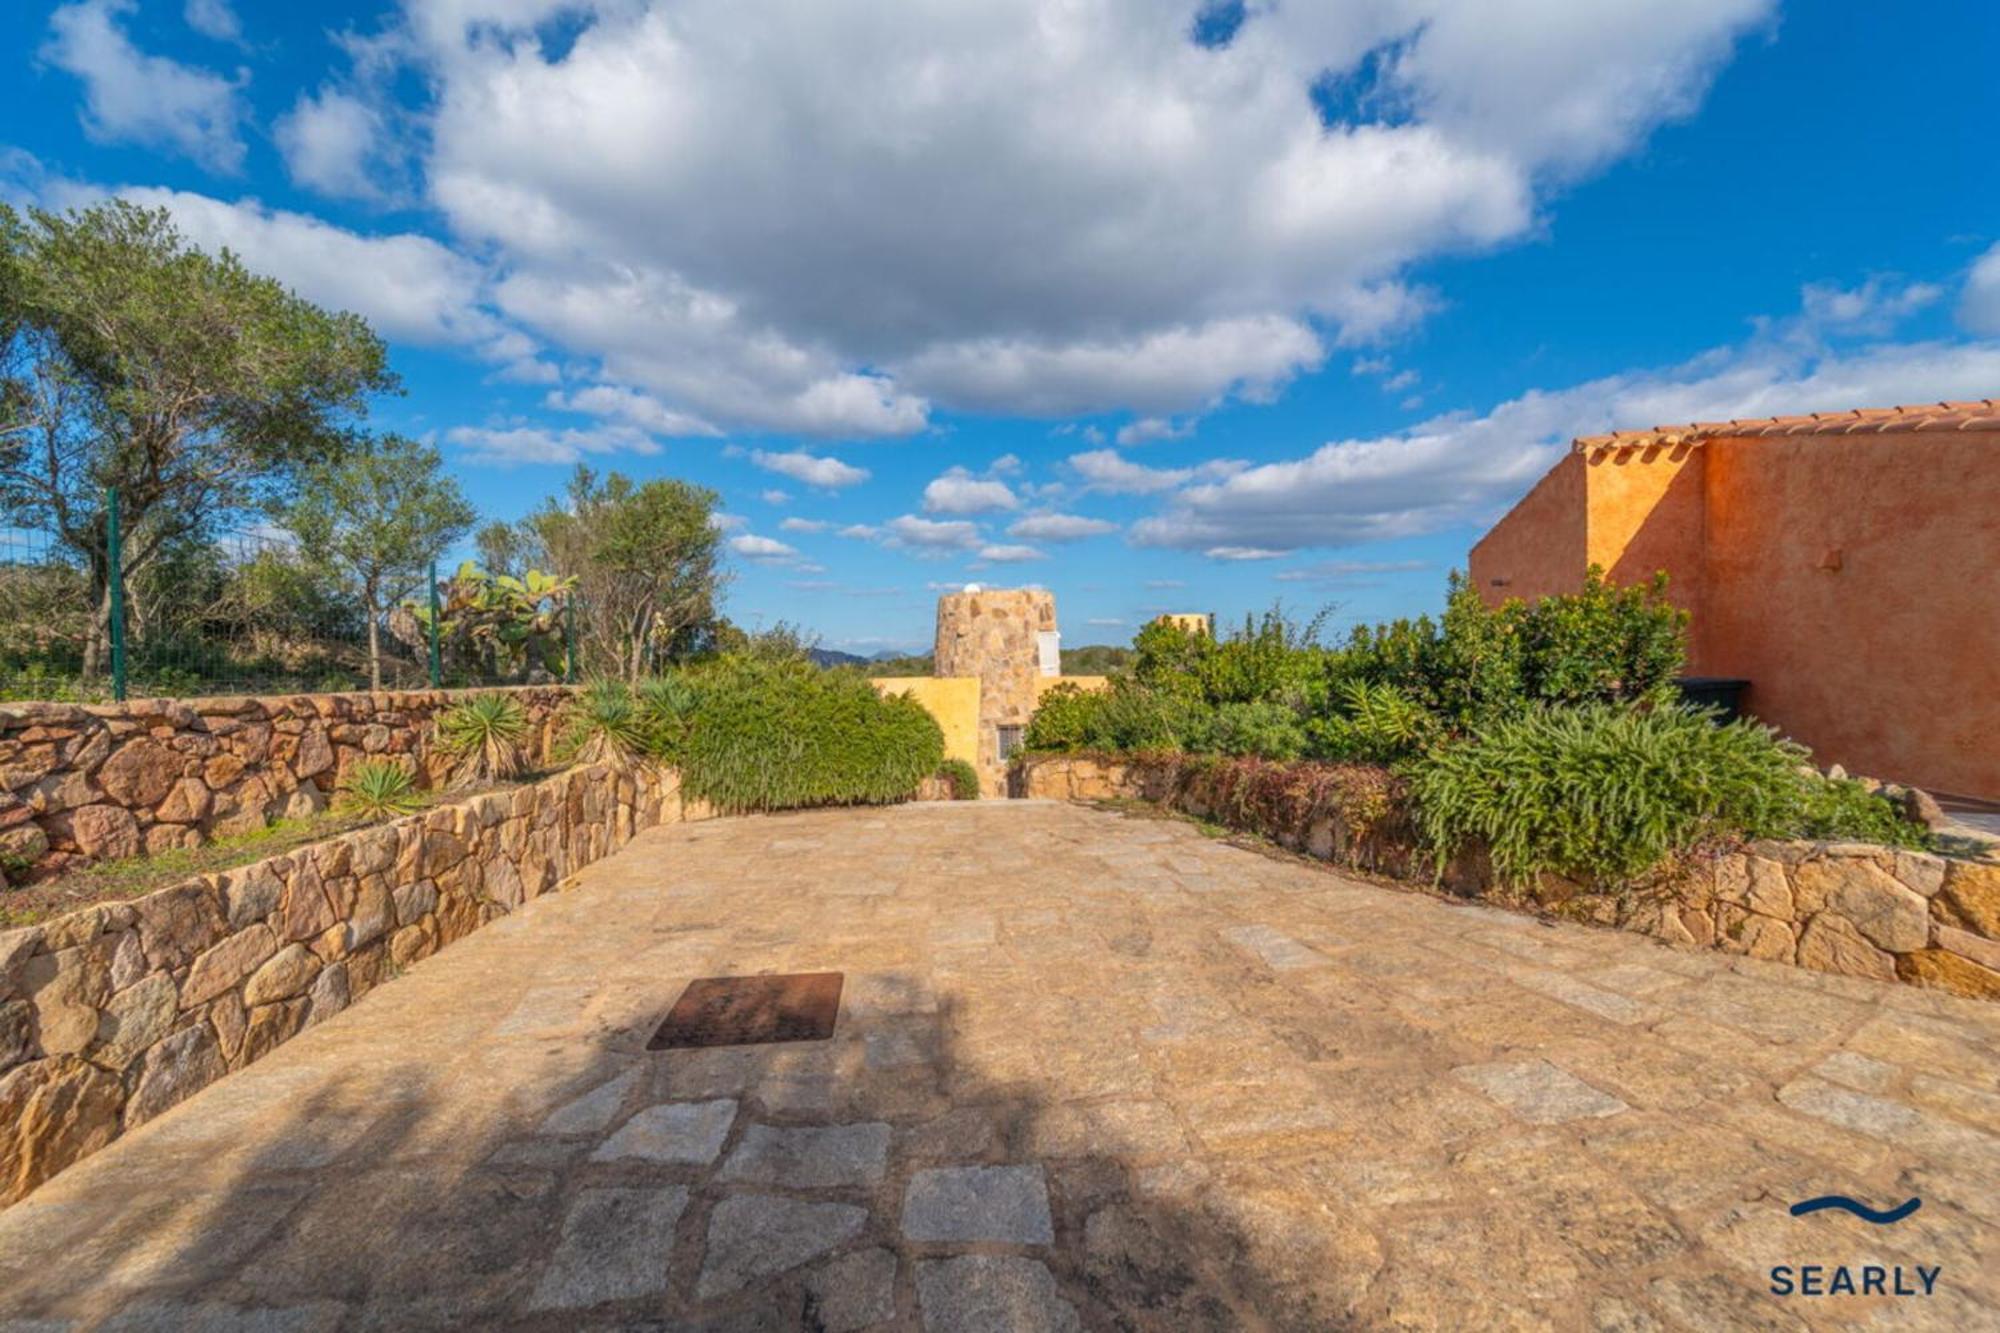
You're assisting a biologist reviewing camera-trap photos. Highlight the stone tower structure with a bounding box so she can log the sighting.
[934,587,1058,795]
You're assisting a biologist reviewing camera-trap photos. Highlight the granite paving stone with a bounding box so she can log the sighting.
[0,801,1993,1329]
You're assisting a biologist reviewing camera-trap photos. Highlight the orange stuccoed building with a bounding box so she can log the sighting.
[1468,400,2000,801]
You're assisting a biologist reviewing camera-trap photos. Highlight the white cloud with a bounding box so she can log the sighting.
[1206,547,1286,561]
[729,533,800,561]
[547,384,719,437]
[1799,277,1942,335]
[976,544,1046,564]
[1006,512,1117,541]
[1069,449,1244,495]
[1116,416,1194,447]
[922,468,1019,515]
[183,0,241,42]
[445,423,659,465]
[1086,617,1125,627]
[1133,330,2000,554]
[1960,243,2000,336]
[709,512,747,532]
[884,515,982,551]
[275,89,392,201]
[988,454,1023,475]
[394,0,1768,429]
[42,0,247,173]
[779,517,828,533]
[760,489,792,505]
[749,450,870,489]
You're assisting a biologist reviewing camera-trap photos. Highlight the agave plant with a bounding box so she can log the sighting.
[436,692,530,786]
[557,679,650,768]
[335,758,425,819]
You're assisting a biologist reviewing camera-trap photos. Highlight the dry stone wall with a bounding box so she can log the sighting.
[1016,754,2000,1002]
[0,687,577,882]
[0,761,691,1205]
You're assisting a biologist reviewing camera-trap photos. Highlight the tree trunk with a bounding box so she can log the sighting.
[365,579,383,691]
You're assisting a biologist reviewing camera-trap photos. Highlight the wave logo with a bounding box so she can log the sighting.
[1788,1195,1922,1225]
[1771,1195,1938,1299]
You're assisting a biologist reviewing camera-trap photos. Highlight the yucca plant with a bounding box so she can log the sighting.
[557,679,650,768]
[335,758,425,819]
[436,692,530,786]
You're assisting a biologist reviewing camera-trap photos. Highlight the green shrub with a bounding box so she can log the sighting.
[1798,777,1929,847]
[938,758,981,800]
[1205,700,1307,759]
[1306,680,1441,764]
[676,657,943,812]
[436,692,529,785]
[636,674,700,759]
[557,679,651,767]
[1407,704,1925,888]
[1022,681,1103,752]
[335,758,424,819]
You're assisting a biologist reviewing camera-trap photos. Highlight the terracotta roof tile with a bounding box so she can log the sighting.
[1573,400,2000,453]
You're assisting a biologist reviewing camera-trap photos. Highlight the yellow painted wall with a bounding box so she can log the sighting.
[872,676,981,770]
[1155,613,1213,636]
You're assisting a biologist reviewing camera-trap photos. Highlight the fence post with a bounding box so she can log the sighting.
[564,594,577,684]
[107,487,127,702]
[426,560,443,689]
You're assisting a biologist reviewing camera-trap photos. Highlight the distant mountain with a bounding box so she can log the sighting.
[806,647,871,668]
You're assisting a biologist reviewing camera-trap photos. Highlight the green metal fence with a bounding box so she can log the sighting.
[0,491,578,703]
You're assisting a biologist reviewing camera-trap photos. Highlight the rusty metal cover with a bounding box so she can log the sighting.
[647,973,844,1050]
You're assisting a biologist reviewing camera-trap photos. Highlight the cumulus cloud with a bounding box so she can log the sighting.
[883,515,982,551]
[760,489,791,505]
[1799,277,1942,335]
[42,0,247,173]
[445,423,659,465]
[1274,559,1432,583]
[1069,449,1245,495]
[275,89,394,201]
[729,533,800,561]
[183,0,241,42]
[1007,512,1118,541]
[1132,331,2000,555]
[749,450,870,489]
[976,544,1046,564]
[1116,416,1194,447]
[547,384,719,437]
[922,468,1019,515]
[1960,243,2000,336]
[779,517,828,533]
[382,0,1769,430]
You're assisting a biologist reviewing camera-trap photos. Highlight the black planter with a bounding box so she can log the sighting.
[1675,676,1750,722]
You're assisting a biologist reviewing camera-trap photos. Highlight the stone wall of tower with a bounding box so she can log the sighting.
[933,589,1056,796]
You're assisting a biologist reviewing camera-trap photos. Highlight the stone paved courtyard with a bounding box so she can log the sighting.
[1,800,1997,1330]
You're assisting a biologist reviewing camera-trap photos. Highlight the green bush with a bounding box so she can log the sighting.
[938,758,981,800]
[1798,776,1929,846]
[436,692,529,785]
[635,674,699,759]
[1407,704,1926,888]
[1205,700,1307,759]
[1306,680,1441,764]
[676,657,943,812]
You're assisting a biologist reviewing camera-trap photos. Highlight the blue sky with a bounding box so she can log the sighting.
[5,0,1997,653]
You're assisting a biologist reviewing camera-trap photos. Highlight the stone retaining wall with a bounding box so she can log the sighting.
[0,761,692,1205]
[0,687,578,882]
[1015,754,2000,1001]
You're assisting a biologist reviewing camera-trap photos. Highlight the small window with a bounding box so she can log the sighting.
[1035,630,1061,677]
[997,725,1024,760]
